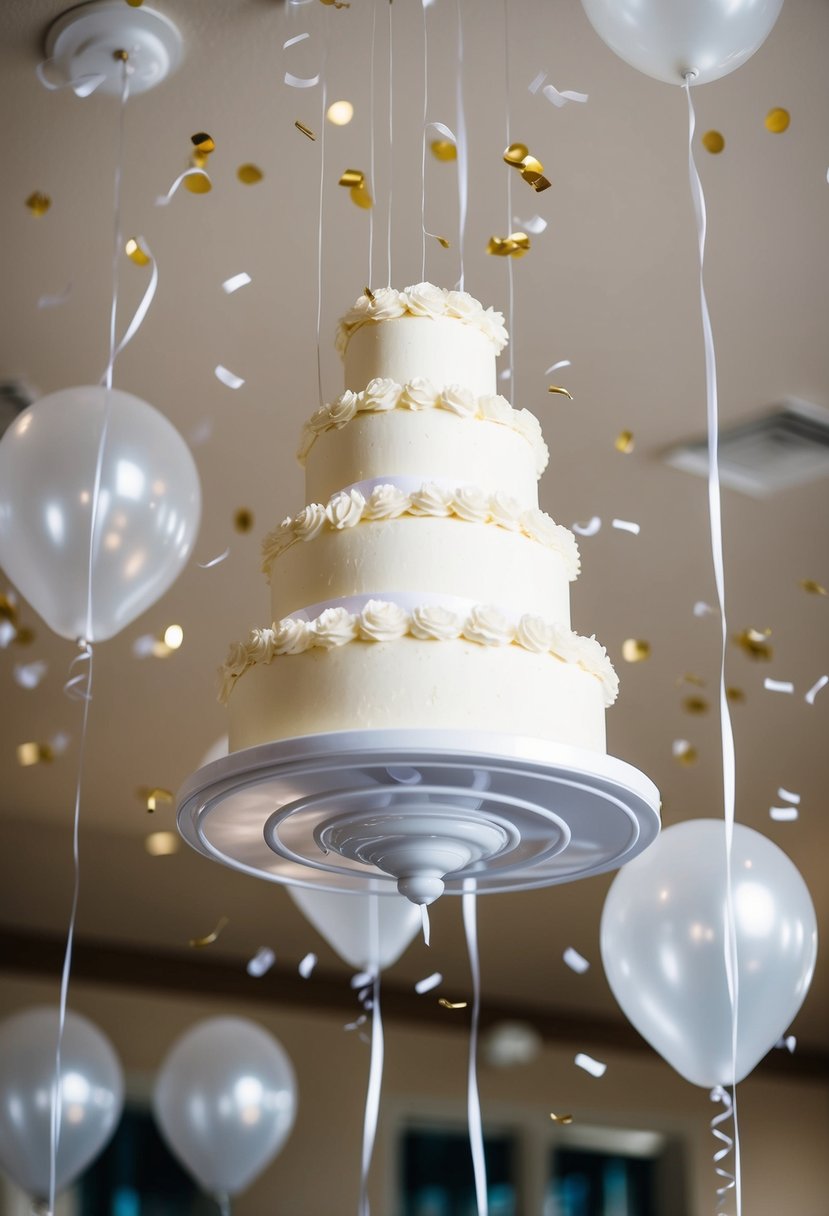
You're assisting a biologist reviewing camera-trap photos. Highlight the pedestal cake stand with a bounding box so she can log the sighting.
[177,730,661,904]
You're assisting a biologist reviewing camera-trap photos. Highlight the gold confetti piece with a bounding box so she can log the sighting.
[800,579,827,596]
[702,130,725,154]
[765,107,790,134]
[237,163,263,185]
[13,626,35,646]
[125,238,150,266]
[438,998,468,1010]
[350,185,373,209]
[17,742,53,767]
[234,508,254,533]
[487,232,530,258]
[189,915,229,948]
[339,168,365,188]
[26,192,51,217]
[320,0,350,7]
[431,139,457,162]
[138,786,174,812]
[184,173,212,195]
[503,143,529,166]
[734,628,773,660]
[726,687,746,704]
[327,100,354,126]
[0,595,17,623]
[622,638,650,663]
[520,154,545,177]
[125,0,144,7]
[434,235,450,248]
[144,831,179,857]
[191,132,215,154]
[683,695,710,715]
[295,120,316,140]
[673,741,698,766]
[676,673,706,687]
[550,1113,574,1125]
[548,385,573,399]
[614,430,635,453]
[364,285,375,302]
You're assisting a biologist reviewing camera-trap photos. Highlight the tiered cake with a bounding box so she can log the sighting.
[220,283,617,754]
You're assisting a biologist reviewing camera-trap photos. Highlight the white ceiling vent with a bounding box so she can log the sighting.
[665,397,829,498]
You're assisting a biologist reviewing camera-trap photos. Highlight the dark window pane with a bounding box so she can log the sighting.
[402,1129,517,1216]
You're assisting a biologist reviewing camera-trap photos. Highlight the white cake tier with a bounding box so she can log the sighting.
[303,409,541,508]
[344,314,496,397]
[227,636,607,754]
[268,514,574,625]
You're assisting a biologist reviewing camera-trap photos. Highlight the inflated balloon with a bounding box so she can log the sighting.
[153,1018,297,1197]
[580,0,784,86]
[0,1007,124,1198]
[288,888,421,971]
[601,820,817,1087]
[0,386,201,642]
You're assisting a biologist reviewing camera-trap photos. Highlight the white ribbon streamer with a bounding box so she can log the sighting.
[214,364,245,390]
[155,167,211,205]
[777,788,800,805]
[420,903,431,946]
[764,678,794,694]
[463,882,488,1216]
[709,1086,737,1210]
[36,58,105,98]
[283,32,310,49]
[101,240,158,388]
[454,0,468,290]
[685,77,741,1215]
[611,518,640,535]
[359,900,385,1216]
[542,83,589,108]
[415,972,442,994]
[572,517,601,537]
[198,548,230,569]
[284,71,320,88]
[805,674,828,704]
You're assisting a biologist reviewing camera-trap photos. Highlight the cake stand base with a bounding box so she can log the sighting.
[177,730,661,903]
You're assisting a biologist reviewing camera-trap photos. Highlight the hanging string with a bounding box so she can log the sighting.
[455,0,468,290]
[684,75,741,1216]
[503,0,515,402]
[368,0,378,286]
[316,38,329,410]
[386,0,393,287]
[104,63,129,391]
[462,883,488,1216]
[420,0,430,282]
[359,898,385,1216]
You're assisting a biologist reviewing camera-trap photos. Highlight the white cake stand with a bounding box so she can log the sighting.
[177,730,661,904]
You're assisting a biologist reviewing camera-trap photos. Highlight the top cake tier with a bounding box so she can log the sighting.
[337,284,508,398]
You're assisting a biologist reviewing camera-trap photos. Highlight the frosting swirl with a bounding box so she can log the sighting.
[408,482,453,517]
[274,618,313,656]
[362,484,411,521]
[399,377,439,411]
[410,605,462,641]
[327,390,359,429]
[312,607,358,649]
[326,488,365,530]
[362,377,401,412]
[293,503,327,542]
[516,614,554,654]
[336,283,509,355]
[358,599,410,642]
[451,485,490,524]
[439,383,478,418]
[461,605,515,647]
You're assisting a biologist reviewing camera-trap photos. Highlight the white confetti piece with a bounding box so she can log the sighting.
[770,806,798,822]
[0,620,17,649]
[672,738,692,757]
[188,418,213,446]
[563,947,590,974]
[572,516,601,537]
[298,952,317,978]
[499,369,512,381]
[415,972,443,994]
[214,365,245,390]
[513,215,547,235]
[37,283,72,309]
[132,633,157,658]
[350,970,374,989]
[50,732,71,755]
[284,72,320,89]
[13,661,48,689]
[542,83,589,108]
[357,985,371,1003]
[764,678,794,694]
[222,272,252,294]
[777,788,800,805]
[805,674,828,705]
[155,167,211,206]
[246,946,276,977]
[776,1035,797,1053]
[283,32,310,48]
[575,1052,606,1078]
[428,121,457,144]
[545,359,571,374]
[528,70,547,95]
[612,518,640,535]
[197,548,230,569]
[344,1014,367,1032]
[694,601,716,617]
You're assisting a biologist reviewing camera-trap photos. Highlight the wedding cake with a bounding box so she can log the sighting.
[219,283,617,755]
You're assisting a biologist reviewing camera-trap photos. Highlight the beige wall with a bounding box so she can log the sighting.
[0,972,826,1216]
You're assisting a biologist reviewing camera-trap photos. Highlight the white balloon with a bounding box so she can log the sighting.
[0,386,201,642]
[0,1007,124,1198]
[288,888,421,971]
[153,1017,297,1197]
[580,0,784,86]
[601,820,818,1087]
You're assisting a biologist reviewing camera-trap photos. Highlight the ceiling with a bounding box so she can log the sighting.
[0,0,827,1056]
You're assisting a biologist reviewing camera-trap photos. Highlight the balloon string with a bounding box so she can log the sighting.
[684,76,741,1216]
[710,1086,737,1210]
[462,884,488,1216]
[503,0,515,403]
[359,898,384,1216]
[420,0,429,282]
[316,38,328,411]
[386,0,393,288]
[215,1193,232,1216]
[454,0,468,290]
[368,0,378,286]
[104,64,130,391]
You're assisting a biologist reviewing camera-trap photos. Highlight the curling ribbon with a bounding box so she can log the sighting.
[358,897,385,1216]
[463,882,488,1216]
[100,240,158,388]
[36,58,105,97]
[710,1086,737,1209]
[684,77,741,1215]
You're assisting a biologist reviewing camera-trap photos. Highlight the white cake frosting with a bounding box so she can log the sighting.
[222,283,617,755]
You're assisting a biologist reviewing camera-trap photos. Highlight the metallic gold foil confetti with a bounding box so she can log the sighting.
[614,430,635,453]
[672,740,698,766]
[144,831,179,856]
[350,185,373,209]
[683,695,710,715]
[138,786,174,812]
[677,673,706,687]
[503,145,551,192]
[295,120,316,140]
[320,0,350,7]
[26,192,51,216]
[364,285,376,302]
[800,579,827,596]
[189,915,229,948]
[622,639,650,662]
[548,386,573,399]
[17,742,53,767]
[438,998,468,1010]
[726,687,745,704]
[503,143,529,166]
[550,1113,574,1124]
[338,169,373,209]
[125,0,144,6]
[237,163,263,184]
[487,232,530,258]
[191,132,215,154]
[433,235,450,248]
[702,130,725,154]
[339,168,365,187]
[234,508,254,533]
[327,100,354,125]
[734,628,773,660]
[431,139,457,162]
[125,238,150,266]
[765,107,790,134]
[184,173,212,195]
[13,627,35,646]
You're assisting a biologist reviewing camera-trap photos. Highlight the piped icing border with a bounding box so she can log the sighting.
[261,482,580,581]
[336,283,509,356]
[218,600,618,708]
[297,379,549,475]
